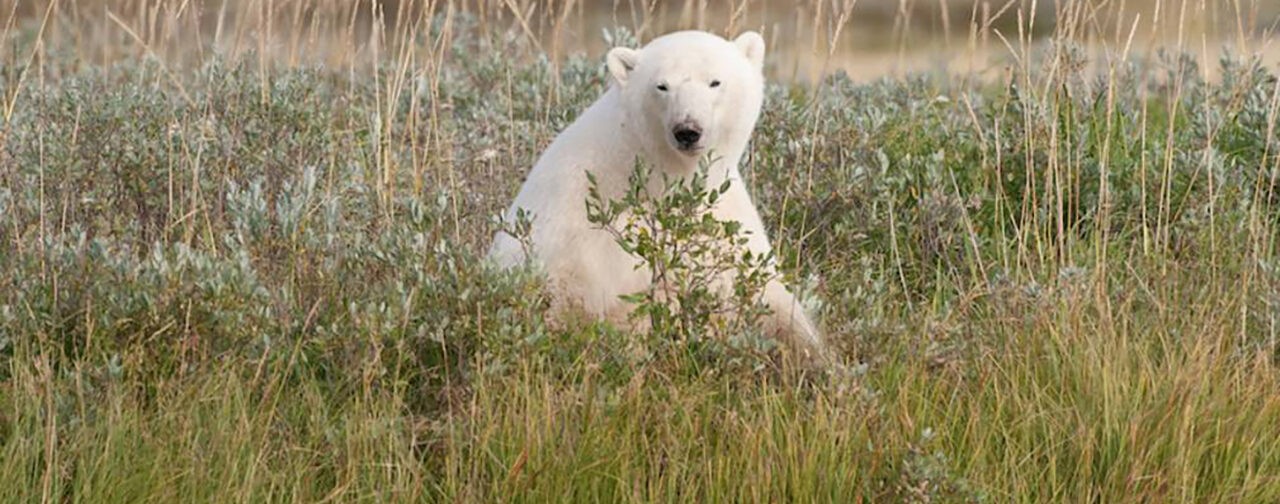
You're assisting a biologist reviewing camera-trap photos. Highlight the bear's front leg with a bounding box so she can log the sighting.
[760,280,829,367]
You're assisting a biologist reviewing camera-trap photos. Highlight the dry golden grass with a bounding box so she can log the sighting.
[8,1,1279,78]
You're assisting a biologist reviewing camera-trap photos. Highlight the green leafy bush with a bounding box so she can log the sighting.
[586,157,779,369]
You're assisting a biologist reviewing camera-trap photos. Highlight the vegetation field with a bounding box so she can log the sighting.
[3,1,1280,502]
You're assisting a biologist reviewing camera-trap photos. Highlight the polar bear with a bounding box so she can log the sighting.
[489,30,826,362]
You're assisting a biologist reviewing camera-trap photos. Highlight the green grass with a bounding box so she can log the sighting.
[4,6,1280,503]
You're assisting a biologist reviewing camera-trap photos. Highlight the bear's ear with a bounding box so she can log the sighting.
[606,47,640,86]
[734,31,765,70]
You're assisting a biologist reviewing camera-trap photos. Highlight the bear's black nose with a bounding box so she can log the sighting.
[673,125,702,149]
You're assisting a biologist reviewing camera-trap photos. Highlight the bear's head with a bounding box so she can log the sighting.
[607,31,766,165]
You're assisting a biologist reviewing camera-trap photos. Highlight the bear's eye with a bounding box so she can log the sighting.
[656,84,669,92]
[710,80,721,88]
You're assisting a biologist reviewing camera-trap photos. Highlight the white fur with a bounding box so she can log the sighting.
[489,31,826,362]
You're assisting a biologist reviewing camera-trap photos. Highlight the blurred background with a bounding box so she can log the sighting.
[6,0,1280,81]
